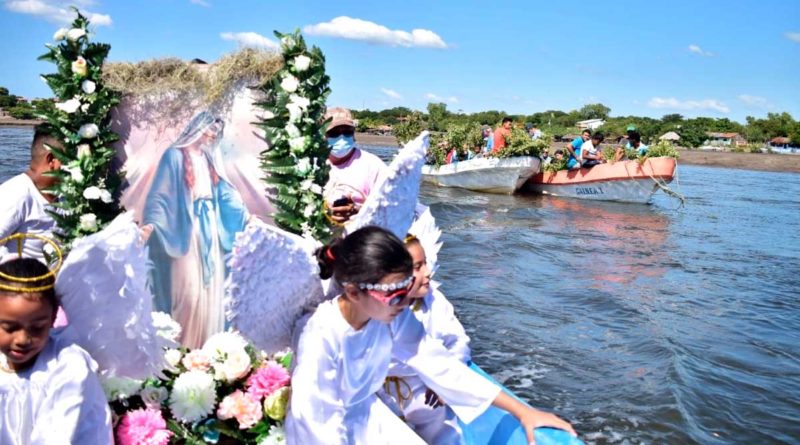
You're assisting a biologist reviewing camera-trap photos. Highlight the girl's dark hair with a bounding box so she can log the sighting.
[0,258,59,310]
[316,226,412,284]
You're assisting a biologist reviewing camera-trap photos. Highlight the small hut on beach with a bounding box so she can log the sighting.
[660,131,680,142]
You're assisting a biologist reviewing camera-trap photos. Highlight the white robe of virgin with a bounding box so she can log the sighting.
[0,332,113,445]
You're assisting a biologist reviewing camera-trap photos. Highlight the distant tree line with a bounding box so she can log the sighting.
[0,86,54,120]
[353,102,800,148]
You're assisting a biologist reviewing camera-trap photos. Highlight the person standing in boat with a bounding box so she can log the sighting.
[0,126,62,263]
[323,107,388,225]
[491,117,513,153]
[139,111,249,348]
[565,129,591,169]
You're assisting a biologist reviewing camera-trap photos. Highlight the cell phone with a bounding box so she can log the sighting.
[332,197,352,207]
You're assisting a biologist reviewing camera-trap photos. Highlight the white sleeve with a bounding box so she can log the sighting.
[35,345,113,444]
[392,310,500,423]
[286,325,348,445]
[0,181,25,257]
[430,289,472,363]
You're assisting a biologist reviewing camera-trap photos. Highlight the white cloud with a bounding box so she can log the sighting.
[4,0,111,26]
[784,32,800,43]
[190,0,210,6]
[647,97,729,113]
[738,94,773,109]
[303,16,447,49]
[688,44,714,57]
[220,32,278,49]
[425,93,459,103]
[380,88,403,100]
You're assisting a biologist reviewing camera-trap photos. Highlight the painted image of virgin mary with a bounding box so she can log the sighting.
[139,111,249,348]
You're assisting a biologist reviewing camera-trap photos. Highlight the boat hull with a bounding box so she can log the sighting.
[523,157,677,204]
[422,156,541,194]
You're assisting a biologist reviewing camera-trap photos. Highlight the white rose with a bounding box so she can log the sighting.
[289,136,306,153]
[64,166,84,182]
[289,94,310,110]
[303,203,316,218]
[285,124,301,139]
[99,189,113,204]
[76,144,91,159]
[286,103,302,123]
[280,75,299,93]
[213,349,251,382]
[55,98,81,114]
[53,28,68,41]
[79,213,98,231]
[300,179,322,195]
[66,28,86,42]
[71,56,88,77]
[293,55,311,72]
[81,80,96,94]
[295,157,311,174]
[78,123,99,139]
[83,186,102,200]
[139,386,169,410]
[81,103,90,113]
[262,110,275,119]
[165,348,183,369]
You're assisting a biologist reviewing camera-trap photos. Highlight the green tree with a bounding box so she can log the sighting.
[578,103,611,120]
[661,113,684,124]
[7,104,36,119]
[426,102,449,132]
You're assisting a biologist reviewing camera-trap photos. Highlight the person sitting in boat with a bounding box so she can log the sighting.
[581,132,605,167]
[482,126,494,153]
[323,107,388,224]
[629,131,648,156]
[445,147,459,164]
[553,149,566,167]
[566,129,591,169]
[541,147,552,166]
[492,117,513,153]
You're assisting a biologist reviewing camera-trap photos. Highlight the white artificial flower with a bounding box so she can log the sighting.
[99,189,112,203]
[71,56,88,77]
[280,75,299,93]
[100,375,143,401]
[258,424,287,445]
[262,110,275,119]
[66,28,86,42]
[78,123,99,139]
[300,179,322,195]
[55,98,81,114]
[202,331,249,360]
[164,348,183,369]
[302,203,316,218]
[286,103,302,123]
[139,386,169,410]
[289,136,306,153]
[53,28,68,41]
[293,55,311,72]
[79,213,98,231]
[81,80,96,94]
[152,311,182,342]
[81,103,90,113]
[285,124,301,139]
[83,186,102,200]
[295,157,311,174]
[169,370,217,423]
[212,348,252,382]
[63,166,84,182]
[289,94,310,111]
[76,144,91,158]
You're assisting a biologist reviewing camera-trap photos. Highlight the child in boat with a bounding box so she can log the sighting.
[0,257,112,444]
[581,132,605,167]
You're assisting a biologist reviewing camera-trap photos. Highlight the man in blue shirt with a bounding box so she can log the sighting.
[566,129,591,169]
[628,131,648,156]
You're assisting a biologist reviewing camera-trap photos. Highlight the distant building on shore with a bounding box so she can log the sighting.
[576,118,605,131]
[704,132,747,147]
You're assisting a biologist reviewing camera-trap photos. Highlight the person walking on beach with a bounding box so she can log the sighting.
[492,117,513,153]
[0,126,62,262]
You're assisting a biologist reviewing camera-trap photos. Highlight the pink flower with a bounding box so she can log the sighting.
[116,408,172,445]
[216,390,263,429]
[181,349,212,372]
[246,361,290,400]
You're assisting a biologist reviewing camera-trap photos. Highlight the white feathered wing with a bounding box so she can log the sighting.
[56,212,168,379]
[347,131,429,239]
[225,220,323,354]
[409,204,443,276]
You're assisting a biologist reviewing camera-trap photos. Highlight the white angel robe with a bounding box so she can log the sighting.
[387,306,500,444]
[286,297,426,444]
[381,287,474,444]
[0,332,113,444]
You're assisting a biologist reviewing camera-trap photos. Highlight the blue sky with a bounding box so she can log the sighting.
[1,0,798,122]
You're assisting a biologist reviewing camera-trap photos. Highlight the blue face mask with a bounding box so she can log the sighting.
[328,135,355,158]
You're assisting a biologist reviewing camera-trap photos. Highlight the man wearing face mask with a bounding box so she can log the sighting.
[323,107,388,224]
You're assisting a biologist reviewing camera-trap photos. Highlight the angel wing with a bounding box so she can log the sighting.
[225,219,324,354]
[409,204,443,277]
[347,131,429,239]
[56,212,168,380]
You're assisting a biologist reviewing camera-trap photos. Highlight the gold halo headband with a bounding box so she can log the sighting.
[0,233,63,293]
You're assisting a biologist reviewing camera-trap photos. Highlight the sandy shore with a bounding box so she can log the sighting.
[356,133,800,174]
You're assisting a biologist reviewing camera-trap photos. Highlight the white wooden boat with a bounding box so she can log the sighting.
[523,157,677,204]
[421,156,541,194]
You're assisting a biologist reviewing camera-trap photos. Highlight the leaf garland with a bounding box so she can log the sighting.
[36,8,122,249]
[256,30,333,243]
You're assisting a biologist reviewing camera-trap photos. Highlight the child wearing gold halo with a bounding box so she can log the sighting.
[0,241,112,444]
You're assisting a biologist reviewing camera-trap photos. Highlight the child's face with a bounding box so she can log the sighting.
[0,294,55,371]
[407,243,431,300]
[351,271,412,324]
[555,152,564,160]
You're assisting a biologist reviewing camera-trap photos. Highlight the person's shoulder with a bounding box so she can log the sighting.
[0,173,30,191]
[50,334,97,373]
[358,148,387,167]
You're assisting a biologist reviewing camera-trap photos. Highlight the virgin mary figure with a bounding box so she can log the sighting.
[140,111,249,348]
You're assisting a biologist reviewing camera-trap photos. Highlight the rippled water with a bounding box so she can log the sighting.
[2,129,799,444]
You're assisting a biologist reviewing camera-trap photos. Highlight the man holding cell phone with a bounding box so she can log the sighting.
[323,107,388,224]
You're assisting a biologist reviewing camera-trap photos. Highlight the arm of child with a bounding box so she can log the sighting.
[492,391,576,444]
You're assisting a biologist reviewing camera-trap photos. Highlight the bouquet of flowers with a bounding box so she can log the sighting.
[106,330,291,445]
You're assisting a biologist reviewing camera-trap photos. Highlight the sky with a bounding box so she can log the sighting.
[1,0,798,123]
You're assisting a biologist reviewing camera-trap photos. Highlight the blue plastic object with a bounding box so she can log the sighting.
[461,363,584,445]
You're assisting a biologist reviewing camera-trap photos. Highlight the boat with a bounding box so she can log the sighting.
[421,156,541,194]
[523,157,677,204]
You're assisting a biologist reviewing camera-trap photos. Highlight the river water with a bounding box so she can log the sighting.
[2,127,799,444]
